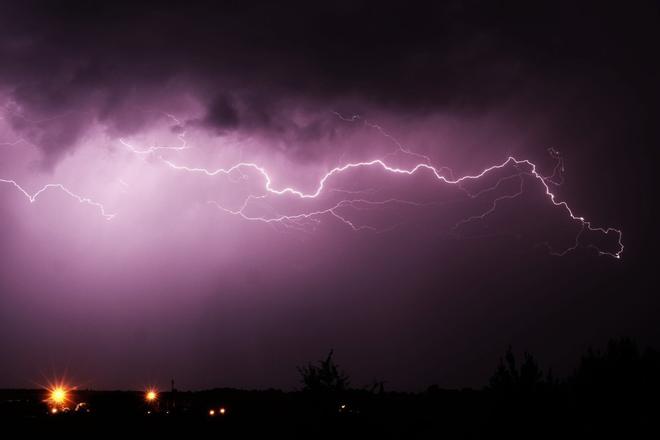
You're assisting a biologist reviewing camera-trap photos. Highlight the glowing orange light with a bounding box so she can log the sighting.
[145,390,158,402]
[219,407,226,415]
[50,387,68,405]
[209,409,215,416]
[51,407,58,414]
[43,379,76,410]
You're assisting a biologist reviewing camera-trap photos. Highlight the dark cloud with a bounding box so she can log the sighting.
[0,1,657,163]
[0,0,659,391]
[203,94,240,132]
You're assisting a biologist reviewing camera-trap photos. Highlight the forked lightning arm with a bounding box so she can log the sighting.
[0,179,115,220]
[0,112,623,258]
[163,153,623,258]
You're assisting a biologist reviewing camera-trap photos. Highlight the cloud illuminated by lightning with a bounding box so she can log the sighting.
[163,151,623,258]
[0,109,623,258]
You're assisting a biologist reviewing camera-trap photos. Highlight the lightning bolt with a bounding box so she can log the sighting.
[162,150,623,258]
[0,179,115,220]
[0,137,28,147]
[119,131,189,155]
[1,106,623,258]
[1,106,117,220]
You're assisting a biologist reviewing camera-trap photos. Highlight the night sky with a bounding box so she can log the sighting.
[0,1,658,391]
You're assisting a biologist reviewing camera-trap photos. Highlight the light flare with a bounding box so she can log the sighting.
[44,380,75,409]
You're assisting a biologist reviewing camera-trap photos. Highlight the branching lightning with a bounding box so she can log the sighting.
[0,107,623,258]
[164,151,623,258]
[158,112,623,258]
[0,178,115,220]
[0,106,116,220]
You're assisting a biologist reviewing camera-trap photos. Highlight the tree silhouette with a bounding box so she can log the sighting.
[298,350,350,393]
[489,346,545,392]
[574,337,641,392]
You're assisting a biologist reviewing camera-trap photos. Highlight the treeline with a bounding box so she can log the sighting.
[297,338,660,437]
[299,338,660,395]
[489,338,660,393]
[1,338,658,437]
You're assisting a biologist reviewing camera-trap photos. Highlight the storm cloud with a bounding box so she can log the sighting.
[0,1,657,391]
[1,1,654,164]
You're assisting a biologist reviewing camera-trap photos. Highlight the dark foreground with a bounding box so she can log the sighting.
[3,339,659,437]
[0,385,657,438]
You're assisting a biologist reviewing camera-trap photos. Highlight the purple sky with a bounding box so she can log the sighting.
[0,1,657,391]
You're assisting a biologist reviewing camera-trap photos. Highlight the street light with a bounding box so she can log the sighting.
[145,389,158,402]
[50,387,67,405]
